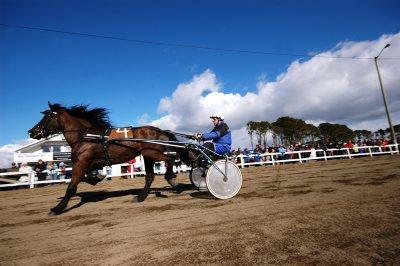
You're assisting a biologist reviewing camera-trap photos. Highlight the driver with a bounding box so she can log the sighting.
[195,113,232,156]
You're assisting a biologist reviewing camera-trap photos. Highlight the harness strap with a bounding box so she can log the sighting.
[101,128,112,166]
[63,128,91,149]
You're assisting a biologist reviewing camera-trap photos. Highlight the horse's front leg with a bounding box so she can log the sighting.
[50,161,89,215]
[134,157,155,203]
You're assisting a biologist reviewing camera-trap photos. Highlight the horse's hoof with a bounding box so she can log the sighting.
[155,191,168,198]
[133,196,143,203]
[172,186,184,194]
[49,207,63,215]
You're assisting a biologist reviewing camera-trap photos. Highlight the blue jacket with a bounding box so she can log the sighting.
[201,121,232,155]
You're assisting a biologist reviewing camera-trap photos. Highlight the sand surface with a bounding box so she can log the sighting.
[0,155,399,265]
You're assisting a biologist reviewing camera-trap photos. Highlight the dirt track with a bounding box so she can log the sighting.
[0,155,399,265]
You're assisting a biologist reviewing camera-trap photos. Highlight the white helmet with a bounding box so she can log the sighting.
[210,112,224,120]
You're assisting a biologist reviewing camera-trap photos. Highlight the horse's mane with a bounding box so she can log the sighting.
[52,103,113,129]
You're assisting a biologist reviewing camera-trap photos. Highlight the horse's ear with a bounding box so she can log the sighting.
[48,101,53,110]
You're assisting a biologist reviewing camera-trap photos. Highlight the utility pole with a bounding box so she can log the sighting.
[374,43,398,152]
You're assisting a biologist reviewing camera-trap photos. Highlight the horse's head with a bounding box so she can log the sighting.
[28,102,64,139]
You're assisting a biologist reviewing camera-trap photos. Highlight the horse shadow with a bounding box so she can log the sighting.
[60,183,199,213]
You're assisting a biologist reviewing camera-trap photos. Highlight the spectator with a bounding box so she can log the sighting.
[353,142,359,154]
[18,163,33,182]
[134,157,142,172]
[126,158,136,173]
[382,139,389,151]
[346,140,354,154]
[319,141,328,156]
[10,162,19,171]
[293,143,302,159]
[235,148,243,164]
[34,159,47,181]
[278,145,286,160]
[106,166,112,181]
[6,162,19,172]
[286,145,294,159]
[309,146,317,160]
[154,162,161,172]
[337,141,344,156]
[358,141,365,154]
[47,161,58,181]
[58,162,66,180]
[243,148,250,164]
[254,145,262,162]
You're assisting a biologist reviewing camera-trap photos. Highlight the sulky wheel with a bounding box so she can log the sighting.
[189,167,208,190]
[206,159,242,199]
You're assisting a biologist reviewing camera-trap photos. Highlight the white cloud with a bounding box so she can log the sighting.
[151,33,400,148]
[136,113,151,125]
[0,139,36,168]
[231,127,251,150]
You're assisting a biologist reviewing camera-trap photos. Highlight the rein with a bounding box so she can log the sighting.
[61,128,92,149]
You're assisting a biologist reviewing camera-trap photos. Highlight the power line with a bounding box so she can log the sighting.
[1,23,399,60]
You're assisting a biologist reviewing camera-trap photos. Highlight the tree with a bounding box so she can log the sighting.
[377,129,386,139]
[273,116,308,145]
[270,124,283,146]
[246,121,271,148]
[246,121,257,149]
[304,123,320,144]
[254,121,270,147]
[354,130,372,141]
[318,123,355,143]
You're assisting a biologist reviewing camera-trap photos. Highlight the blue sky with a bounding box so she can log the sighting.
[1,0,400,152]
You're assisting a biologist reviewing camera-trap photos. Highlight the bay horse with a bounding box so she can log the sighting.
[28,102,191,215]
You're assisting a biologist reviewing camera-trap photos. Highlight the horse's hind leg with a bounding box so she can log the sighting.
[134,157,155,202]
[164,158,177,187]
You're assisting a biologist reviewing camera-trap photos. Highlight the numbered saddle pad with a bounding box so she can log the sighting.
[190,167,207,190]
[206,160,242,199]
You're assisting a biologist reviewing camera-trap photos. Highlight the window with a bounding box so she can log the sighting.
[42,146,51,152]
[53,146,61,152]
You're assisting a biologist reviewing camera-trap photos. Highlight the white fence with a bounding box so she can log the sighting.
[0,168,73,189]
[0,144,398,189]
[235,144,399,168]
[0,163,190,189]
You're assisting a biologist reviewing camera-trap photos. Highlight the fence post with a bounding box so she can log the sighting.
[323,150,327,161]
[298,151,302,163]
[347,148,352,159]
[270,153,275,166]
[29,172,35,189]
[239,155,244,169]
[388,144,398,155]
[130,164,134,179]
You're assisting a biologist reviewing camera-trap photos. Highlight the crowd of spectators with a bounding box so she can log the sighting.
[229,138,396,164]
[7,160,70,182]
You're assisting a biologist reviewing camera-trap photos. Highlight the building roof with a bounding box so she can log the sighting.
[15,134,67,153]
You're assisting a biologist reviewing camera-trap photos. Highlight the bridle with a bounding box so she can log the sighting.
[34,110,91,147]
[33,111,61,139]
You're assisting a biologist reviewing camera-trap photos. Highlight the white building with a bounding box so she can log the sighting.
[14,134,71,164]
